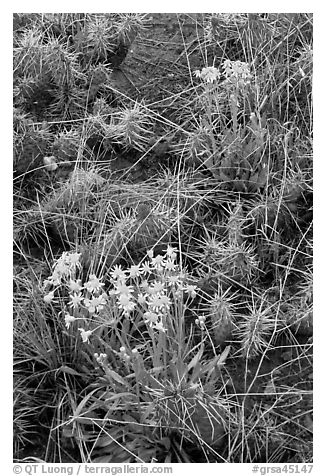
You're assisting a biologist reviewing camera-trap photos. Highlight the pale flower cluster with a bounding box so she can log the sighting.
[43,247,198,342]
[43,251,108,344]
[109,246,197,333]
[194,60,252,88]
[43,251,82,289]
[222,59,252,88]
[194,66,220,84]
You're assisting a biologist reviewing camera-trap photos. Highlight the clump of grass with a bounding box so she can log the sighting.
[13,377,40,457]
[13,259,93,462]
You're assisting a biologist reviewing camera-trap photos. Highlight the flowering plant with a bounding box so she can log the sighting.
[43,247,198,345]
[194,66,220,84]
[108,246,197,333]
[43,251,108,341]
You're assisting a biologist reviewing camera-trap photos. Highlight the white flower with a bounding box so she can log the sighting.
[68,279,83,293]
[110,265,127,281]
[53,261,66,275]
[115,282,134,297]
[78,328,92,343]
[51,251,81,280]
[64,314,76,329]
[144,311,159,326]
[140,280,149,290]
[195,66,220,84]
[164,259,177,271]
[147,281,165,295]
[94,294,107,309]
[151,254,165,269]
[44,291,55,303]
[84,294,107,314]
[84,274,104,293]
[145,313,167,332]
[183,285,197,299]
[128,264,142,278]
[118,294,136,316]
[165,245,178,259]
[166,274,182,286]
[69,292,83,309]
[148,294,171,312]
[48,270,63,286]
[65,252,81,267]
[140,261,152,275]
[84,298,95,313]
[223,59,252,85]
[137,293,148,305]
